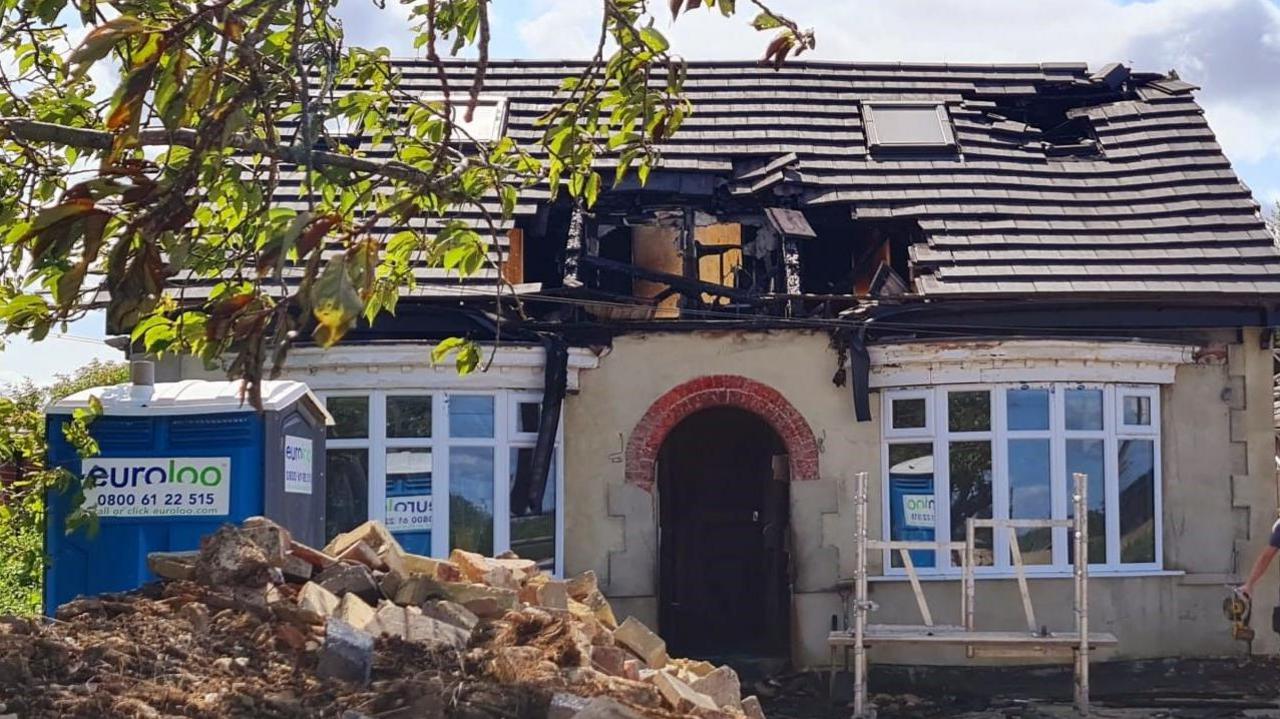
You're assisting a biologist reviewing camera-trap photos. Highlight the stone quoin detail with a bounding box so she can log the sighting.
[625,375,820,491]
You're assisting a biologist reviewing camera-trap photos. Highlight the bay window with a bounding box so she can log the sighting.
[322,390,562,573]
[881,383,1161,575]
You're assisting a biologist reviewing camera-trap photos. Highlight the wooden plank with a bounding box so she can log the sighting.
[970,645,1074,659]
[868,540,966,551]
[971,519,1073,529]
[828,629,1118,647]
[1008,526,1038,633]
[696,223,741,306]
[899,549,934,627]
[501,228,524,285]
[631,226,684,318]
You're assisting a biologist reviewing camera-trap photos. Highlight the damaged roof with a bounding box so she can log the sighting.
[269,59,1280,300]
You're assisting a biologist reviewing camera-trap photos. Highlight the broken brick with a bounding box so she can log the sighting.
[147,551,197,581]
[317,618,373,685]
[281,553,313,583]
[420,600,479,632]
[438,582,518,618]
[537,580,569,610]
[324,521,400,559]
[590,645,631,677]
[194,525,272,587]
[334,593,377,631]
[565,570,598,601]
[691,665,742,710]
[613,617,667,669]
[741,695,767,719]
[297,582,340,624]
[336,541,385,571]
[651,671,719,713]
[314,563,379,604]
[240,516,292,566]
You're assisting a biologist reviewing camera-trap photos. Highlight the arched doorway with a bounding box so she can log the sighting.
[657,407,791,659]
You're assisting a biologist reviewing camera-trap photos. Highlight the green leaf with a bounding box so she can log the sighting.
[310,257,363,348]
[751,11,784,30]
[639,27,670,53]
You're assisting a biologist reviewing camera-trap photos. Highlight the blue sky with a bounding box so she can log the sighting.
[5,0,1280,385]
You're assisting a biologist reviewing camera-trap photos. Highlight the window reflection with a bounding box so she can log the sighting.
[949,441,993,566]
[1065,389,1103,431]
[888,443,935,568]
[1119,439,1156,563]
[1066,439,1107,563]
[510,448,556,569]
[1007,389,1050,431]
[1008,439,1052,564]
[325,449,368,542]
[449,446,495,555]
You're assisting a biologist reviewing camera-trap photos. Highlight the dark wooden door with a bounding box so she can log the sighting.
[658,407,790,657]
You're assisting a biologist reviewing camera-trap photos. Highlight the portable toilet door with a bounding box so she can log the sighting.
[887,453,936,568]
[43,363,329,611]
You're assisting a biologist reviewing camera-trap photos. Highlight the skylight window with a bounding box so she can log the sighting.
[863,102,956,151]
[423,96,509,142]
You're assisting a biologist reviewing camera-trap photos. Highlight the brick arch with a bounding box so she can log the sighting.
[626,375,820,491]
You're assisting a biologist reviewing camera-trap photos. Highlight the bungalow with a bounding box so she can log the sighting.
[151,60,1280,668]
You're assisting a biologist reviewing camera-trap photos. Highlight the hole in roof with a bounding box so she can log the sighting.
[986,97,1100,155]
[863,103,957,151]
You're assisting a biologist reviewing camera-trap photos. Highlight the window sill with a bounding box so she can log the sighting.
[868,569,1185,583]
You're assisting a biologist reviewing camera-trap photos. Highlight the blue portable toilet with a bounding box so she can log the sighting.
[44,362,330,611]
[888,453,936,568]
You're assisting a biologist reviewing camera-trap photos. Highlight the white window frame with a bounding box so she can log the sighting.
[416,95,510,142]
[880,382,1163,578]
[319,389,564,576]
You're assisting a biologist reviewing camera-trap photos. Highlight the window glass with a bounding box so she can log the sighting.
[867,104,953,147]
[510,448,556,569]
[887,443,935,568]
[1118,440,1156,563]
[1008,439,1052,565]
[449,396,495,438]
[949,440,993,566]
[891,398,927,430]
[327,397,369,439]
[1007,389,1050,431]
[449,447,495,555]
[948,391,990,432]
[517,402,542,434]
[1065,389,1104,431]
[1066,439,1107,563]
[385,449,433,535]
[386,396,432,438]
[325,449,368,541]
[1123,395,1152,427]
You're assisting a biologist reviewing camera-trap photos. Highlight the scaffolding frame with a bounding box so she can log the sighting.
[832,471,1118,717]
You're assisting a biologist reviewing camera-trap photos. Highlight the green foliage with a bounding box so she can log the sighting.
[0,0,811,403]
[0,359,127,615]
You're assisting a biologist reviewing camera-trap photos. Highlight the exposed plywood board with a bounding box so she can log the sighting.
[632,226,684,319]
[501,228,524,285]
[696,223,742,306]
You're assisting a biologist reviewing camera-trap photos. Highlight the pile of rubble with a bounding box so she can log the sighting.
[0,517,768,719]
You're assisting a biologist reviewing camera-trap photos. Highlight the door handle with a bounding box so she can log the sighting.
[752,510,760,522]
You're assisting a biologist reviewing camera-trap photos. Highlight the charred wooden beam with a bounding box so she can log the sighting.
[579,254,755,303]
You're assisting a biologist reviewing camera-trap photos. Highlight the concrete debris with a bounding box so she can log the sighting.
[146,550,197,581]
[420,599,479,631]
[740,695,766,719]
[297,581,340,624]
[334,593,376,631]
[652,670,720,713]
[317,618,374,685]
[280,552,313,583]
[192,525,272,586]
[240,516,292,566]
[614,617,669,669]
[34,518,763,718]
[314,563,379,605]
[692,665,742,711]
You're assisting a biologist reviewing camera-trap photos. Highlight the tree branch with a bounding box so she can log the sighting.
[0,117,465,196]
